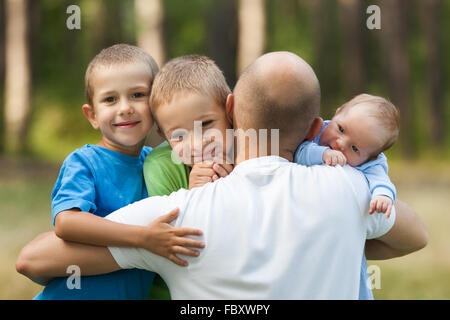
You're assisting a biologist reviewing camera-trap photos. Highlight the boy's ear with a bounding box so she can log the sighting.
[225,93,234,124]
[82,104,99,130]
[304,117,323,141]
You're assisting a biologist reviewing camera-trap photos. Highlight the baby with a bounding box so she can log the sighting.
[294,93,400,218]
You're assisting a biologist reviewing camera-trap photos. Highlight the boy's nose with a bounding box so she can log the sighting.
[119,99,134,114]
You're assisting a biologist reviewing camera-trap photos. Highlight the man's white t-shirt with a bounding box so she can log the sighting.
[106,156,395,299]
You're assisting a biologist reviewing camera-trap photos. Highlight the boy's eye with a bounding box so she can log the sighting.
[131,92,147,99]
[103,96,116,103]
[202,120,213,127]
[352,145,359,153]
[338,125,344,133]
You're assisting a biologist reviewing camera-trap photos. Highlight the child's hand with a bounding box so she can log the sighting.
[323,149,347,166]
[189,161,216,189]
[139,208,205,266]
[369,195,393,218]
[189,161,233,189]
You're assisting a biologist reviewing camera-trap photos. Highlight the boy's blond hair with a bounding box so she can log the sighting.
[84,43,159,106]
[149,55,231,116]
[339,93,400,156]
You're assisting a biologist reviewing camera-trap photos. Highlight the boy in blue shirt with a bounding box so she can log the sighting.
[34,44,204,299]
[294,93,400,299]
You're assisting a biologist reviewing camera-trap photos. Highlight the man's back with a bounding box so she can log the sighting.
[107,156,394,299]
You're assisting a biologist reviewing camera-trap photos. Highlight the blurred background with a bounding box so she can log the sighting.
[0,0,448,299]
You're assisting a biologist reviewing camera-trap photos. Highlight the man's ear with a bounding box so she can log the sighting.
[304,117,323,141]
[82,104,99,130]
[225,93,234,124]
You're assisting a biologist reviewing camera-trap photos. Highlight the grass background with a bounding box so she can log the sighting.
[0,156,448,299]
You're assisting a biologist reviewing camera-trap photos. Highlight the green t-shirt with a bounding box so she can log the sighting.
[143,141,191,300]
[143,141,191,196]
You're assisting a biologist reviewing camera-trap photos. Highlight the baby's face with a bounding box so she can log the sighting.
[155,92,232,166]
[90,62,154,151]
[320,103,385,166]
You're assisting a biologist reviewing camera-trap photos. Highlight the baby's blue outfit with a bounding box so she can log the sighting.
[294,120,397,300]
[34,144,155,300]
[294,121,396,201]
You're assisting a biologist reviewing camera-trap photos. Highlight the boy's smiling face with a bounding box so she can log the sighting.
[319,103,385,166]
[154,91,232,166]
[83,62,154,156]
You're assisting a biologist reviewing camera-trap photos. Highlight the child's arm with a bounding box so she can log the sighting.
[357,153,396,217]
[16,231,121,285]
[54,208,204,266]
[17,207,205,285]
[294,141,334,166]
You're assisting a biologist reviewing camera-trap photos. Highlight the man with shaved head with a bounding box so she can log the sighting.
[17,52,427,299]
[232,51,322,164]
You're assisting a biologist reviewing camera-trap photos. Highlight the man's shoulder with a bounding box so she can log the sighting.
[287,162,368,193]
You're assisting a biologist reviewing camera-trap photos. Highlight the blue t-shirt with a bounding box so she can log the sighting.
[34,144,155,300]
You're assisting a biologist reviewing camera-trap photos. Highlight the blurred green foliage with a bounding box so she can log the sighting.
[1,0,449,162]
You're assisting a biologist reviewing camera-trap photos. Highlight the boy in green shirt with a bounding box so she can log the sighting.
[143,55,234,298]
[144,55,234,197]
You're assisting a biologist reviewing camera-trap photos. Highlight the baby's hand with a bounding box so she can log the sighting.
[139,208,205,266]
[189,161,233,190]
[323,149,347,166]
[369,195,393,218]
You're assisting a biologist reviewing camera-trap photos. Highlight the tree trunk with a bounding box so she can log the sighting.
[378,0,413,156]
[418,0,444,146]
[135,0,165,68]
[237,0,266,75]
[84,0,107,57]
[338,0,366,96]
[134,0,165,148]
[0,0,5,81]
[207,0,238,88]
[4,0,31,154]
[0,0,6,152]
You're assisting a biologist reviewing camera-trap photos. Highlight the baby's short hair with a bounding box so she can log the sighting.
[149,55,231,114]
[84,43,159,106]
[340,93,400,156]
